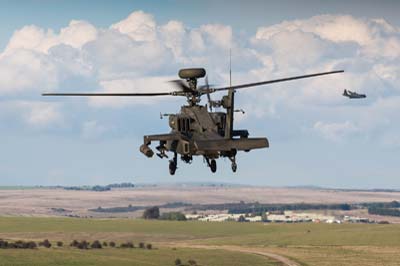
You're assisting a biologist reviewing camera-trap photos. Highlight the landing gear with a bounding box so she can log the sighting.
[210,159,217,173]
[231,162,237,172]
[229,156,237,173]
[205,157,217,173]
[169,152,177,175]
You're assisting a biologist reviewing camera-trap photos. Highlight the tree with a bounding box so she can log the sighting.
[109,241,116,247]
[238,215,246,222]
[57,241,63,247]
[174,258,182,266]
[142,206,160,219]
[146,243,152,249]
[159,212,187,221]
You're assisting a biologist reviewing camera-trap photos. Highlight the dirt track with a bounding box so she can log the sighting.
[173,244,301,266]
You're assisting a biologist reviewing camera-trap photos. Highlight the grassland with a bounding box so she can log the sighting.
[0,217,400,265]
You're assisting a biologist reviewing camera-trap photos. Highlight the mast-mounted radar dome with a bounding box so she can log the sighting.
[178,68,206,79]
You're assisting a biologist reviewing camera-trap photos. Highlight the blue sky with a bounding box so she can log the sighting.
[0,0,399,187]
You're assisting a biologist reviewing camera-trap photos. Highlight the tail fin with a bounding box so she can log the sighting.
[343,89,348,96]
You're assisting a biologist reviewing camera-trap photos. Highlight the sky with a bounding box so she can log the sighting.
[0,0,400,188]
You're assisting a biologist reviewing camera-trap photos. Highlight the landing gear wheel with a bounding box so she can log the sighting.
[169,152,178,175]
[231,162,237,173]
[210,159,217,173]
[169,160,177,175]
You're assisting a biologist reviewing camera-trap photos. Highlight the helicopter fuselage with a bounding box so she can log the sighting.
[140,104,269,174]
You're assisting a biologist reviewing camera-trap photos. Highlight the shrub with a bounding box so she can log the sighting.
[39,239,51,248]
[0,240,8,248]
[109,241,116,247]
[102,241,108,247]
[70,240,79,247]
[139,242,145,249]
[91,240,102,249]
[120,241,134,248]
[146,243,152,250]
[174,258,182,266]
[14,240,25,248]
[77,240,89,249]
[27,241,37,249]
[57,241,63,247]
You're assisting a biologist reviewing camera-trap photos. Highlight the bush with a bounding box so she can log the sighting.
[146,243,152,250]
[174,258,182,266]
[26,241,37,249]
[109,241,116,247]
[142,206,160,219]
[102,241,108,247]
[57,241,63,247]
[39,239,51,248]
[0,240,8,248]
[120,241,134,248]
[77,240,89,249]
[139,242,145,249]
[70,240,79,247]
[91,240,102,249]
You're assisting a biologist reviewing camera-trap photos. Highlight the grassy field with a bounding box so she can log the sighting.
[0,217,400,265]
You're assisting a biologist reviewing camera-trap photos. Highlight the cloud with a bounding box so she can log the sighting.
[0,10,399,146]
[0,101,63,127]
[111,10,157,42]
[3,20,98,55]
[313,120,359,141]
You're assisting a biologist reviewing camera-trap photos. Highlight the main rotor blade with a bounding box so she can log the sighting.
[42,92,177,97]
[208,70,344,92]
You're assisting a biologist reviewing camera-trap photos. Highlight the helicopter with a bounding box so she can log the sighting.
[43,68,344,175]
[342,89,366,99]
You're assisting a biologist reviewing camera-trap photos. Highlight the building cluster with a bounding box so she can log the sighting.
[185,211,373,224]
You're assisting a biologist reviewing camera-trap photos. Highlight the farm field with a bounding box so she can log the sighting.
[1,217,400,266]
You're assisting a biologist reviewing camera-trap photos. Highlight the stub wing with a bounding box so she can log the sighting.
[143,133,182,144]
[195,138,269,152]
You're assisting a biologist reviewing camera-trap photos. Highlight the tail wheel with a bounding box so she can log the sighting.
[232,162,237,173]
[169,160,177,175]
[210,159,217,173]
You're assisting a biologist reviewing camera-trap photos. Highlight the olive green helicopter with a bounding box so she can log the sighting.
[43,68,343,175]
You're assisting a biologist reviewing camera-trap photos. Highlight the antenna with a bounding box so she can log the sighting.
[229,48,232,88]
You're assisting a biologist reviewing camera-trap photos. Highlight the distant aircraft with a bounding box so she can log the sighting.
[343,89,366,99]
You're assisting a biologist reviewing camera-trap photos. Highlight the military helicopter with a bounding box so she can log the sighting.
[43,68,344,175]
[343,89,366,99]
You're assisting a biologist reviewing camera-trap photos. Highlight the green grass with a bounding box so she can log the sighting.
[1,217,400,246]
[1,217,400,265]
[0,247,276,266]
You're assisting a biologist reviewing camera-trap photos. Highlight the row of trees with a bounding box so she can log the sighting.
[0,239,153,250]
[368,207,400,217]
[64,182,135,192]
[142,207,187,221]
